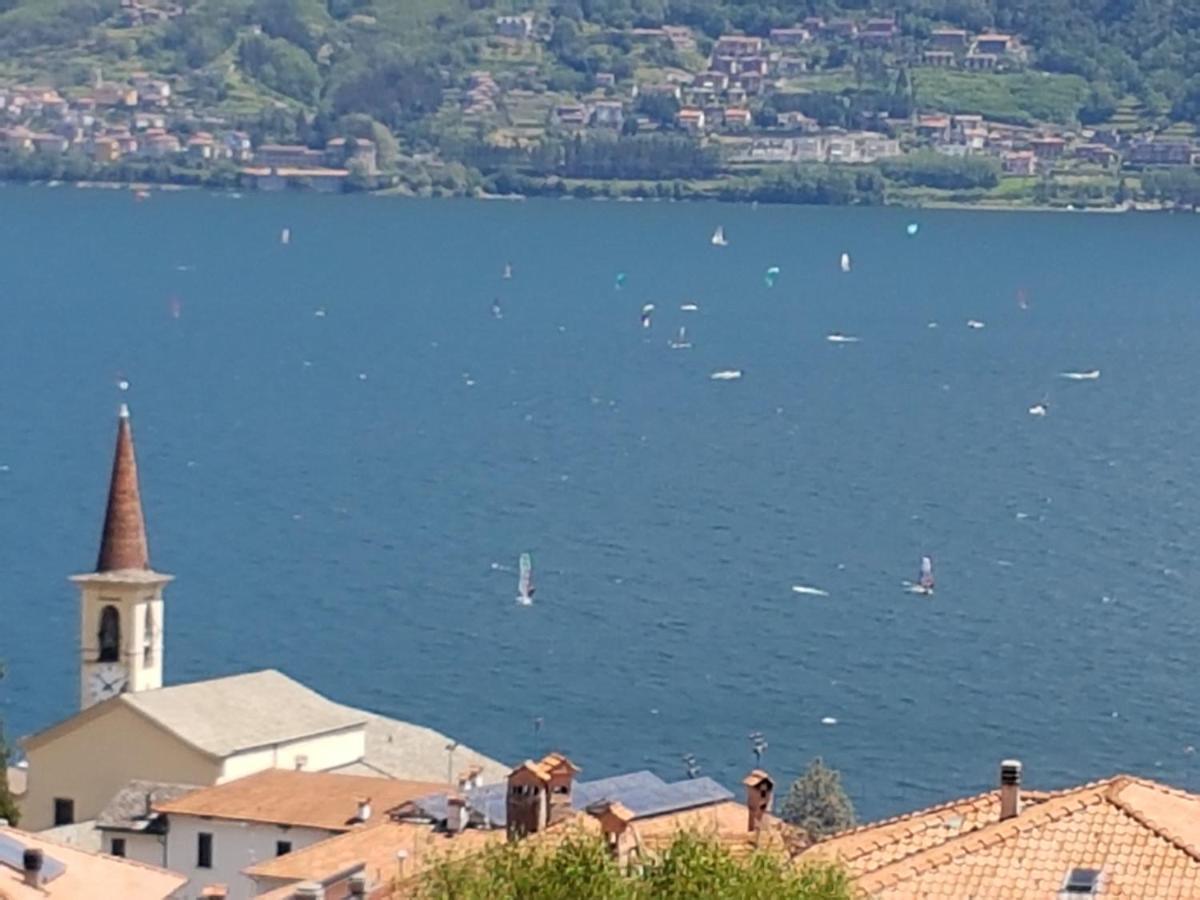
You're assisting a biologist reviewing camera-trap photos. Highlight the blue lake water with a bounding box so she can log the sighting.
[2,184,1200,820]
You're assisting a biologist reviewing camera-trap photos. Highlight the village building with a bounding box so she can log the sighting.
[768,28,811,47]
[0,825,185,899]
[1003,150,1037,175]
[800,760,1200,898]
[929,27,969,51]
[151,769,448,899]
[248,753,800,900]
[677,107,706,134]
[1129,138,1197,166]
[19,406,507,833]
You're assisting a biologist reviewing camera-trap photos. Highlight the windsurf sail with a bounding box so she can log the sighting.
[518,553,535,601]
[840,252,851,272]
[919,556,934,591]
[711,226,728,246]
[503,262,513,280]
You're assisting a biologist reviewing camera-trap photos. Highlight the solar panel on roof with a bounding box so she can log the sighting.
[0,835,66,884]
[615,777,734,819]
[573,772,666,809]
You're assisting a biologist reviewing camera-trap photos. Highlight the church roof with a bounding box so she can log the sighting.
[328,712,509,784]
[118,669,367,758]
[95,404,151,572]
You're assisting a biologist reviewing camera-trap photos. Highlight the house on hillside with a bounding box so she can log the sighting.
[929,28,968,51]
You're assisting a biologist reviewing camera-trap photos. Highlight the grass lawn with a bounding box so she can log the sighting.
[912,69,1089,125]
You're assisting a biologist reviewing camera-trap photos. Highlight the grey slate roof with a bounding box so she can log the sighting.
[96,780,200,832]
[327,711,509,784]
[120,669,367,757]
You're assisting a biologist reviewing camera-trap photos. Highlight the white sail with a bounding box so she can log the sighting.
[281,228,291,245]
[518,552,534,603]
[840,252,851,272]
[711,226,728,246]
[919,556,934,589]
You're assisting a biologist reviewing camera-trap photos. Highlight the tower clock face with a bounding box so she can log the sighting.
[88,663,128,703]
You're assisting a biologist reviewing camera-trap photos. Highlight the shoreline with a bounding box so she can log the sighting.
[3,175,1169,214]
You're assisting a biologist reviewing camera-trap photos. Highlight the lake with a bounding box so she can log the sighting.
[1,184,1199,820]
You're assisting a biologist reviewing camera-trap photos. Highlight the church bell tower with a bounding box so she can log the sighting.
[71,404,172,710]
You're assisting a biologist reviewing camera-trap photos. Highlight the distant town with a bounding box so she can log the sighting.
[2,9,1199,208]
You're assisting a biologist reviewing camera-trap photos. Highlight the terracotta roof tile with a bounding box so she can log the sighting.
[96,404,150,572]
[802,775,1200,898]
[155,769,448,831]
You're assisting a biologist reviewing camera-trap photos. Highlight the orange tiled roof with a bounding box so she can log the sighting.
[245,819,501,888]
[0,825,184,898]
[155,769,448,832]
[803,775,1200,898]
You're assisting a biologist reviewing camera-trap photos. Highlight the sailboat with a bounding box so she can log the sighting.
[503,262,513,280]
[281,228,291,245]
[711,226,728,247]
[670,326,692,349]
[517,553,535,605]
[913,556,935,595]
[839,252,851,273]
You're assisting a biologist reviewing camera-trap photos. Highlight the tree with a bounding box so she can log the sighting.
[419,830,855,899]
[0,662,19,826]
[779,758,855,839]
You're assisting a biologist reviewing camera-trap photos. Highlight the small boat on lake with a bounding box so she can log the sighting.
[517,552,535,605]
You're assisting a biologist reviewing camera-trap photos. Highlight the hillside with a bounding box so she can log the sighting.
[4,0,1200,208]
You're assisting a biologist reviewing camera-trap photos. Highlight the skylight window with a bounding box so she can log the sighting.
[1064,868,1100,894]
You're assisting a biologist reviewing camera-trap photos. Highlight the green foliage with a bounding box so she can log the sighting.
[327,48,444,127]
[635,91,680,125]
[780,758,857,840]
[1141,168,1200,208]
[238,34,321,103]
[913,69,1091,125]
[881,151,1000,189]
[418,830,857,900]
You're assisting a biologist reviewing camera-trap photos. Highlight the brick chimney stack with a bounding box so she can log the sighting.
[588,800,635,868]
[505,761,550,840]
[742,769,774,832]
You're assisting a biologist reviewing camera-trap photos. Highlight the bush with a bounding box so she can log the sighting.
[881,152,1000,190]
[418,829,856,900]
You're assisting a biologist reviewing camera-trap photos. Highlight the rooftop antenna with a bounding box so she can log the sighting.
[749,731,768,766]
[533,716,544,735]
[682,753,701,780]
[445,741,458,787]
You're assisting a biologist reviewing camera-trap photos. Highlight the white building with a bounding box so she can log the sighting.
[19,406,509,834]
[154,769,447,899]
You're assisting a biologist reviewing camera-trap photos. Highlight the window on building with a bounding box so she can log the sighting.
[110,838,126,858]
[53,798,74,826]
[143,605,155,666]
[197,832,213,869]
[98,605,120,662]
[276,841,292,857]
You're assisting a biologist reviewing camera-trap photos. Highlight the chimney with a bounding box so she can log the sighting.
[588,801,634,868]
[742,770,774,833]
[22,848,44,888]
[505,762,549,840]
[541,753,580,826]
[347,875,367,898]
[445,795,469,834]
[354,797,371,824]
[999,759,1022,821]
[199,886,229,900]
[457,765,483,792]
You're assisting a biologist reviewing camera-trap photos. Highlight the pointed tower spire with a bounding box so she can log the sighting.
[96,403,150,572]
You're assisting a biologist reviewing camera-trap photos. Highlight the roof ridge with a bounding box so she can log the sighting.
[856,780,1116,892]
[1105,777,1200,862]
[820,787,1002,846]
